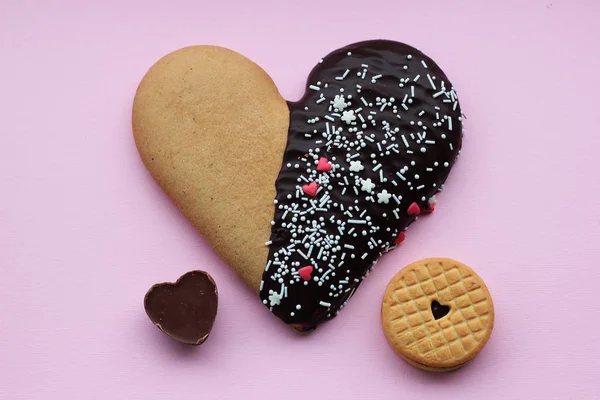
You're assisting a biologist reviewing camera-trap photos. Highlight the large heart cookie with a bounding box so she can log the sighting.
[133,40,463,330]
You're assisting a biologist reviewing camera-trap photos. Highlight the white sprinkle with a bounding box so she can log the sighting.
[401,135,409,147]
[414,74,421,82]
[364,135,375,142]
[417,185,425,190]
[402,104,409,111]
[379,170,384,182]
[341,187,347,196]
[325,115,335,122]
[449,143,454,150]
[265,240,272,246]
[418,110,425,116]
[448,117,453,130]
[316,97,326,104]
[297,250,309,260]
[427,74,436,90]
[265,260,272,272]
[361,70,366,79]
[309,85,320,91]
[348,219,367,224]
[373,164,381,172]
[361,97,368,106]
[421,60,428,68]
[393,209,400,219]
[372,74,382,80]
[392,194,401,204]
[361,252,369,260]
[320,301,331,307]
[396,172,406,181]
[260,281,264,290]
[344,244,355,249]
[433,90,445,98]
[411,86,415,97]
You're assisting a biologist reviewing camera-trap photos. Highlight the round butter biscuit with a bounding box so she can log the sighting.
[381,258,494,371]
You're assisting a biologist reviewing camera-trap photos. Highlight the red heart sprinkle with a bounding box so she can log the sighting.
[298,266,313,281]
[316,157,332,172]
[394,231,406,245]
[302,182,319,197]
[407,202,421,215]
[423,204,435,213]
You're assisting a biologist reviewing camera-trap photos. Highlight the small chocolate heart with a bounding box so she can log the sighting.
[431,300,450,320]
[144,271,218,345]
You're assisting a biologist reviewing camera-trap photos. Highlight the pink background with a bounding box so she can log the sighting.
[1,1,599,398]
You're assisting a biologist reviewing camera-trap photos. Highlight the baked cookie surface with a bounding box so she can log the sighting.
[381,258,494,371]
[133,46,289,291]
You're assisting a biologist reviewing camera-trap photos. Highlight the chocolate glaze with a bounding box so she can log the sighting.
[144,270,218,345]
[261,40,463,328]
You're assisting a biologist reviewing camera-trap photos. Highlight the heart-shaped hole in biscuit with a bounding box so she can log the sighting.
[431,300,450,320]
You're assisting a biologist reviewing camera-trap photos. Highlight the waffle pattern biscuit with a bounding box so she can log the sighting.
[381,258,494,371]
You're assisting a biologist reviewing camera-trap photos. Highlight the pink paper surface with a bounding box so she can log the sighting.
[1,1,599,399]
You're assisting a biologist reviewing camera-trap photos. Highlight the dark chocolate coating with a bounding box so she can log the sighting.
[261,40,463,328]
[144,270,218,345]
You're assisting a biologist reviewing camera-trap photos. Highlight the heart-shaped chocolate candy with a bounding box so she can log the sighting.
[144,271,218,345]
[133,40,463,331]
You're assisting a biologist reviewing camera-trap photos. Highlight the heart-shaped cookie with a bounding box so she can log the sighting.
[133,40,463,330]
